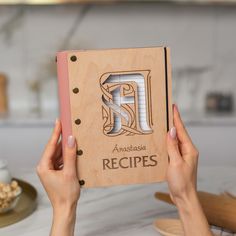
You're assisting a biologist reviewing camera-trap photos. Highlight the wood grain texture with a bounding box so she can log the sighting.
[153,218,217,236]
[65,47,172,188]
[155,191,236,232]
[154,219,184,236]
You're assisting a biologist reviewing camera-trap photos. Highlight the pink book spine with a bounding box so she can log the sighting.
[56,52,72,149]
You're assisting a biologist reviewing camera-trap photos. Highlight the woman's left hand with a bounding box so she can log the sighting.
[36,119,80,236]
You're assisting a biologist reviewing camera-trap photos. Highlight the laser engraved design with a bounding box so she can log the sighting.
[100,71,153,136]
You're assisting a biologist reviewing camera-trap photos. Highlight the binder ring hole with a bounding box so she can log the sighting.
[70,55,77,62]
[75,119,81,125]
[77,149,83,156]
[79,180,85,186]
[73,88,79,94]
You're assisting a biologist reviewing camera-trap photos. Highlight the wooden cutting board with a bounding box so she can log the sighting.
[153,218,217,236]
[155,191,236,232]
[153,219,184,236]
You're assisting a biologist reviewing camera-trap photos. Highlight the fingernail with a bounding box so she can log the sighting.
[67,135,75,148]
[55,118,59,125]
[174,104,179,113]
[170,127,176,139]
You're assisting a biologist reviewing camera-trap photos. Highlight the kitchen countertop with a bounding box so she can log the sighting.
[1,166,236,236]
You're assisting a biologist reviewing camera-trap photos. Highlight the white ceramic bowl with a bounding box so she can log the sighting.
[0,159,12,184]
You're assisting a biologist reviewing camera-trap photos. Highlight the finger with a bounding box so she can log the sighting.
[63,135,77,176]
[173,104,193,145]
[167,127,183,164]
[40,119,61,169]
[48,119,62,148]
[173,105,198,160]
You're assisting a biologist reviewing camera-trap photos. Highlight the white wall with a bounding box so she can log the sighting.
[0,3,236,170]
[0,3,236,115]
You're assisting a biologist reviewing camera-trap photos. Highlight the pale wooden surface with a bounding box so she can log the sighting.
[153,219,219,236]
[67,47,172,187]
[154,219,183,236]
[155,191,236,232]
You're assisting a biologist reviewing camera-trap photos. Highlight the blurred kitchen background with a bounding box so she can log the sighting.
[0,0,235,171]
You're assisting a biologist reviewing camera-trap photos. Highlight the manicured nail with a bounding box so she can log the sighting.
[55,118,59,125]
[67,135,75,148]
[174,104,179,113]
[170,127,176,139]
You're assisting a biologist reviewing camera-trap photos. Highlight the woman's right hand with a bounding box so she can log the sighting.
[166,104,198,206]
[166,104,213,236]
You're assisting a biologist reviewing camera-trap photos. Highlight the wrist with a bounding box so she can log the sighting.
[53,202,77,222]
[50,203,77,236]
[174,191,212,236]
[175,189,199,214]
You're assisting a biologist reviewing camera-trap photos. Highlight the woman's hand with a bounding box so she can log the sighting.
[167,104,212,236]
[36,119,80,236]
[167,104,198,205]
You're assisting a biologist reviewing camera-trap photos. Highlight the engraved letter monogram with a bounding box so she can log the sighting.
[100,71,153,136]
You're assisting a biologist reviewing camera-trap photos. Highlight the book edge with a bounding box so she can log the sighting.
[165,47,173,130]
[57,46,169,55]
[56,52,72,149]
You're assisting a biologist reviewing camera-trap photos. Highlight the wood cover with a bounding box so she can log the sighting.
[57,47,173,188]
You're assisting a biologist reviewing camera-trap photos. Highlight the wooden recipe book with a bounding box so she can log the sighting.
[56,47,173,188]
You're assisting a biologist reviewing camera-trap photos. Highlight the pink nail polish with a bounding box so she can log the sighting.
[55,118,59,125]
[174,104,179,113]
[170,127,176,139]
[67,135,75,148]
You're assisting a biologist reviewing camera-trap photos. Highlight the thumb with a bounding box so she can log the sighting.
[167,127,182,164]
[63,135,77,175]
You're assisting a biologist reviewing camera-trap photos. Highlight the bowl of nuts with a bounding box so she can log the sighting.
[0,180,22,214]
[0,160,22,214]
